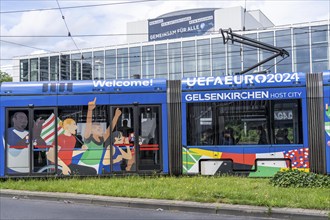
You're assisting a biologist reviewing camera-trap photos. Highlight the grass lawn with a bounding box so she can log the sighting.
[1,175,329,210]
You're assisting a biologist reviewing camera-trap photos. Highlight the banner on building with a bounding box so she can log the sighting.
[148,10,215,41]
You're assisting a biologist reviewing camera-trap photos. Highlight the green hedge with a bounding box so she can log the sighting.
[270,169,330,188]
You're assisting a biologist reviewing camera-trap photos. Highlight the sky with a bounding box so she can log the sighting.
[0,0,329,75]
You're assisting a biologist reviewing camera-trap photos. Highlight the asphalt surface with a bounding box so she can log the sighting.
[0,189,329,220]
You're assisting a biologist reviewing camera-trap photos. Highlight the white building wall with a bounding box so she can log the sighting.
[214,6,244,31]
[127,20,148,44]
[248,10,274,28]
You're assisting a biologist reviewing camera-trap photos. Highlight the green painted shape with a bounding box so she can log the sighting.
[182,148,202,173]
[326,110,330,120]
[325,122,330,137]
[248,166,281,177]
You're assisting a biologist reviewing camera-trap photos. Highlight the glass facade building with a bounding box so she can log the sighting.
[17,21,329,82]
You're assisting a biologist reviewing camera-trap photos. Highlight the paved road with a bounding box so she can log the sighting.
[0,196,279,220]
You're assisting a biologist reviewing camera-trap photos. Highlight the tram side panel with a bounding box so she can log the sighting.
[324,71,330,174]
[182,73,308,177]
[0,94,4,177]
[1,93,58,176]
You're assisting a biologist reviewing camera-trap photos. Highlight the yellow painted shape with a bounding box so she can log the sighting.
[190,148,222,158]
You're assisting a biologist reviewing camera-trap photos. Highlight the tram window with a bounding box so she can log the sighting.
[187,103,214,146]
[187,101,270,146]
[58,104,109,149]
[215,101,269,145]
[6,110,30,173]
[273,100,302,144]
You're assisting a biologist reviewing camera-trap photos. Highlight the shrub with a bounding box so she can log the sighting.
[270,169,330,188]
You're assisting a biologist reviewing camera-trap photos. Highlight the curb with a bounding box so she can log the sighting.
[1,189,328,220]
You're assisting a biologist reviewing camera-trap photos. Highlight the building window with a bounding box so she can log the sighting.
[227,43,241,75]
[71,53,82,80]
[50,56,59,81]
[82,52,92,80]
[169,42,181,80]
[259,31,275,73]
[183,40,196,78]
[275,29,292,73]
[211,37,226,76]
[197,39,210,76]
[129,46,141,78]
[105,49,116,79]
[243,33,258,73]
[20,59,29,81]
[311,25,328,72]
[60,55,70,80]
[93,51,104,80]
[40,57,49,81]
[155,44,167,78]
[142,45,154,79]
[293,27,310,72]
[30,58,38,81]
[117,48,128,79]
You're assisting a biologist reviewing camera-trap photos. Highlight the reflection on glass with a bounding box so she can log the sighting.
[169,42,181,80]
[197,39,210,76]
[105,49,116,79]
[142,45,154,78]
[183,40,196,78]
[30,58,38,81]
[71,53,81,80]
[40,57,49,81]
[117,48,128,79]
[129,47,141,78]
[82,52,92,80]
[276,29,292,73]
[155,44,167,78]
[212,37,225,76]
[20,59,29,81]
[50,56,59,81]
[93,51,104,80]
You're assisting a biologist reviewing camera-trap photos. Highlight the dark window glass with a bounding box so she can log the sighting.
[71,53,81,80]
[30,58,38,81]
[40,57,49,81]
[20,59,29,81]
[50,56,59,81]
[273,100,302,144]
[186,99,303,146]
[60,55,70,80]
[82,52,92,80]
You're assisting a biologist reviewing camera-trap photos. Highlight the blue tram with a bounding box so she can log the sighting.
[0,71,329,178]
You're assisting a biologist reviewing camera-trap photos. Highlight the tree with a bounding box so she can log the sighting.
[0,70,13,83]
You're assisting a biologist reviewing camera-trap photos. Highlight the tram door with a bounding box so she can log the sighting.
[110,105,161,173]
[5,108,56,175]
